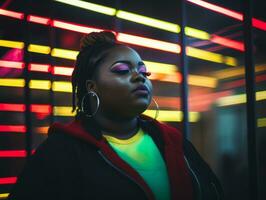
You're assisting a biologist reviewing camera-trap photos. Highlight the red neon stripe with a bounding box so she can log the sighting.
[0,177,17,185]
[30,104,52,114]
[0,150,26,157]
[211,35,244,51]
[0,60,25,69]
[0,8,24,19]
[27,15,51,25]
[0,125,26,133]
[51,20,104,33]
[28,63,51,72]
[52,66,74,76]
[0,103,25,112]
[187,0,266,31]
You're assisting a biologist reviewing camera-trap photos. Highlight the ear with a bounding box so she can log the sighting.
[85,80,97,92]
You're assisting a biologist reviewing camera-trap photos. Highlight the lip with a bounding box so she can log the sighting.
[132,85,149,95]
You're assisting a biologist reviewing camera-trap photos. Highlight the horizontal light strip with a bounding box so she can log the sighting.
[30,104,52,113]
[0,150,26,158]
[0,8,24,19]
[0,39,24,49]
[54,0,116,16]
[0,177,17,184]
[0,79,25,87]
[35,126,49,134]
[29,80,51,90]
[28,44,51,54]
[117,33,181,54]
[0,125,26,133]
[186,0,266,31]
[185,27,210,40]
[52,66,73,76]
[28,63,51,72]
[27,14,50,25]
[0,103,25,112]
[51,48,78,60]
[217,90,266,106]
[210,35,244,52]
[258,118,266,128]
[0,193,9,198]
[213,65,266,79]
[116,10,180,33]
[188,75,217,88]
[143,110,200,122]
[52,81,72,92]
[51,19,104,33]
[53,106,76,116]
[0,60,24,69]
[187,47,221,64]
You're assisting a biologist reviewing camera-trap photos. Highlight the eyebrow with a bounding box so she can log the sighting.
[110,60,145,68]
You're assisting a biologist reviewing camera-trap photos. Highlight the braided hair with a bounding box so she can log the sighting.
[71,31,121,116]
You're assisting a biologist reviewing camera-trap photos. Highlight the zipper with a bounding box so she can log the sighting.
[98,150,150,200]
[184,156,203,200]
[211,182,220,200]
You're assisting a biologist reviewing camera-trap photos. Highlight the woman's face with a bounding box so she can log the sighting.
[89,45,153,119]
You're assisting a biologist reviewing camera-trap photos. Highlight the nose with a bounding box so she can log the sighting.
[131,70,146,83]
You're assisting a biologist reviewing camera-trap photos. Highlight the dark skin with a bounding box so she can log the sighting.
[86,45,153,139]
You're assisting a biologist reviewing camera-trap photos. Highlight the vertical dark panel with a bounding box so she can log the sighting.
[243,1,258,199]
[178,0,189,140]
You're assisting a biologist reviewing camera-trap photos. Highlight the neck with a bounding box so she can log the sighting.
[94,113,139,139]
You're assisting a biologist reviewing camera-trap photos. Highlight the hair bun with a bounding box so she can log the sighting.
[80,31,116,50]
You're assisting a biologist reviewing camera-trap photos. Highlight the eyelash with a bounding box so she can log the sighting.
[113,70,151,77]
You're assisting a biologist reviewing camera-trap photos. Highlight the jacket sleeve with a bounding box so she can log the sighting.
[183,139,224,200]
[8,133,80,200]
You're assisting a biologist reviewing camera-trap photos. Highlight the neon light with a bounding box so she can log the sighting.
[54,0,116,16]
[30,104,52,114]
[188,75,217,88]
[0,193,9,198]
[35,126,49,134]
[28,63,51,72]
[117,33,181,54]
[211,35,244,52]
[28,44,51,54]
[53,106,76,116]
[116,10,180,33]
[27,15,50,25]
[0,177,17,184]
[0,60,24,69]
[185,27,210,40]
[187,0,266,31]
[51,48,78,60]
[0,79,25,87]
[0,125,26,133]
[52,66,74,76]
[149,72,182,84]
[224,57,238,66]
[186,47,223,64]
[0,150,26,158]
[51,20,104,33]
[258,118,266,128]
[144,61,177,74]
[0,8,24,19]
[0,40,24,49]
[52,81,72,93]
[29,80,51,90]
[143,110,200,122]
[0,103,25,112]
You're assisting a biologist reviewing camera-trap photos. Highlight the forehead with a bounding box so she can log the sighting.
[103,45,142,65]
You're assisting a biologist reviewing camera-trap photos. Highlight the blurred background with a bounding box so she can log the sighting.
[0,0,265,199]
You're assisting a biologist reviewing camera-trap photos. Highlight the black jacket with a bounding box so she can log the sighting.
[8,117,223,200]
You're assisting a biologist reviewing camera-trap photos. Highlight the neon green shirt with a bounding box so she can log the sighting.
[103,128,171,200]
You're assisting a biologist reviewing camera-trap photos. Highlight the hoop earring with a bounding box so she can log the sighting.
[81,91,100,117]
[152,98,159,120]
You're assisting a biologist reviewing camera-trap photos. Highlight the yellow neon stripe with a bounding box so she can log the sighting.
[29,80,51,90]
[52,81,72,92]
[217,90,266,106]
[185,27,210,40]
[0,78,25,87]
[53,106,76,116]
[258,118,266,128]
[187,47,222,64]
[213,65,266,79]
[0,193,9,198]
[51,48,78,60]
[143,110,200,122]
[54,0,116,16]
[116,10,180,33]
[188,75,217,88]
[28,44,51,54]
[224,56,238,66]
[0,39,24,49]
[144,61,177,74]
